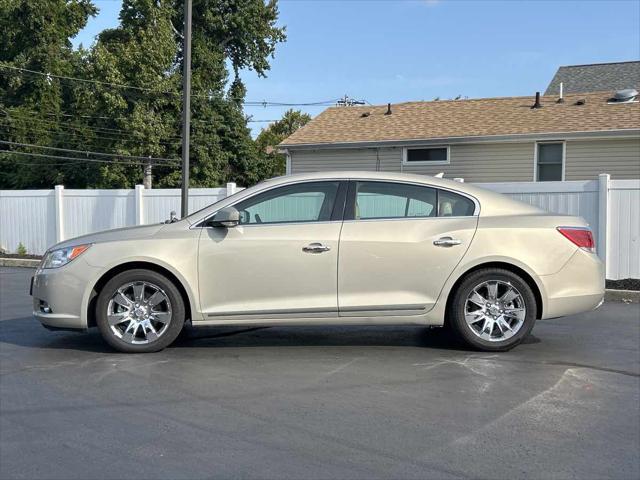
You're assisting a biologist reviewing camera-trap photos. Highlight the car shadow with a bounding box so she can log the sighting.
[0,316,500,353]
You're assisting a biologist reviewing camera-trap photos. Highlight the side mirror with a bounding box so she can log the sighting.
[208,207,240,228]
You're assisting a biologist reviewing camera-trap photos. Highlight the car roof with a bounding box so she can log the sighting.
[264,171,464,189]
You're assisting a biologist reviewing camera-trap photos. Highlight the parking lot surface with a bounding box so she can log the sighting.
[1,266,639,479]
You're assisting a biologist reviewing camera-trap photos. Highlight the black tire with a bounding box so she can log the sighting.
[96,269,186,353]
[449,268,537,352]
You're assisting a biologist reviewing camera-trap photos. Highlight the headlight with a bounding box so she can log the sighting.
[42,244,91,269]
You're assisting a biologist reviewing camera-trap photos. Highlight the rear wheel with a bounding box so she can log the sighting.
[96,269,185,353]
[449,268,537,351]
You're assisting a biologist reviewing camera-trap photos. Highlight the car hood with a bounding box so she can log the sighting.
[49,224,166,251]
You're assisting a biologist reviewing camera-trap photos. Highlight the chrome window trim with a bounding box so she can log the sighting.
[349,178,480,218]
[341,215,477,224]
[191,178,346,229]
[191,176,480,229]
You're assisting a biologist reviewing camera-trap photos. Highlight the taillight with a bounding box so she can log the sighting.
[557,227,595,253]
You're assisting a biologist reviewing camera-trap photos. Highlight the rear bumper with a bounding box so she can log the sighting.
[539,249,605,319]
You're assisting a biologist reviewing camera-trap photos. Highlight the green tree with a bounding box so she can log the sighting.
[253,109,311,180]
[0,0,286,189]
[0,0,97,188]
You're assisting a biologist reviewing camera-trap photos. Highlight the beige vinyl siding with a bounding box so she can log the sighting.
[565,138,640,180]
[290,148,378,173]
[401,143,534,182]
[291,142,535,182]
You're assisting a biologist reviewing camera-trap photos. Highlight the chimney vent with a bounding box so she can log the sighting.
[556,82,565,103]
[385,103,392,115]
[609,88,638,103]
[531,92,542,109]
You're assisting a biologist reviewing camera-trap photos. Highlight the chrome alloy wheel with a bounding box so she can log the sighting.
[106,281,172,345]
[464,280,526,342]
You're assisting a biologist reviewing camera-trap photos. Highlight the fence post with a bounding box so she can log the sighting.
[226,182,237,198]
[54,185,65,243]
[135,184,145,225]
[597,173,610,275]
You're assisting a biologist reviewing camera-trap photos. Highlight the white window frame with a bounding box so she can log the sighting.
[534,141,565,182]
[402,145,450,166]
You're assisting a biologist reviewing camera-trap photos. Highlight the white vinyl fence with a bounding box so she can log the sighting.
[1,174,638,279]
[0,183,238,257]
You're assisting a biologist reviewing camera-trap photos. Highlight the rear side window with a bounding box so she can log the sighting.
[353,182,437,220]
[349,181,476,220]
[438,190,476,216]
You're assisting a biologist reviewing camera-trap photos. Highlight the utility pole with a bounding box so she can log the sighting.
[143,159,153,189]
[336,94,365,107]
[180,0,193,217]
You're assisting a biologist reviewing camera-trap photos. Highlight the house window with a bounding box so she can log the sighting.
[536,143,564,181]
[403,146,449,165]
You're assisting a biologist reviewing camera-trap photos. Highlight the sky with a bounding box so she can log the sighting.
[74,0,640,136]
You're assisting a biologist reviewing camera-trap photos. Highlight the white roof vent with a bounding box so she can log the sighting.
[609,88,638,104]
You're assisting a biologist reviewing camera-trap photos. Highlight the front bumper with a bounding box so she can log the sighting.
[539,248,605,319]
[31,258,101,330]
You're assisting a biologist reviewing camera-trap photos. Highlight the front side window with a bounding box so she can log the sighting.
[353,182,437,220]
[404,146,449,164]
[233,182,339,225]
[537,143,563,181]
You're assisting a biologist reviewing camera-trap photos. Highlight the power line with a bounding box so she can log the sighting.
[0,115,182,146]
[0,122,181,148]
[0,150,178,167]
[0,63,340,106]
[1,105,282,131]
[1,109,184,139]
[0,140,177,163]
[0,63,177,95]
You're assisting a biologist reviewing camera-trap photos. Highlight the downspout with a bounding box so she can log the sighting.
[282,148,292,175]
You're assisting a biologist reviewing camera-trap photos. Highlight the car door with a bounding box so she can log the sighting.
[337,180,478,316]
[198,181,347,319]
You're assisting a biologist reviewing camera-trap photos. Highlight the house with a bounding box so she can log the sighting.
[279,90,640,182]
[545,61,640,95]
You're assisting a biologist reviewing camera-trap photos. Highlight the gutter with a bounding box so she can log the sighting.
[280,128,640,151]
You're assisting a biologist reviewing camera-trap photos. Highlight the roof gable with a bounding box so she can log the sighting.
[545,61,640,95]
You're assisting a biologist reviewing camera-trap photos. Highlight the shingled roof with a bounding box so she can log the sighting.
[545,61,640,95]
[280,91,640,148]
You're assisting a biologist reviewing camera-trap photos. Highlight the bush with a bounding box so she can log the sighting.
[16,242,27,256]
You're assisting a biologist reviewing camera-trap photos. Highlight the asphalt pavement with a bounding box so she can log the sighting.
[1,266,639,480]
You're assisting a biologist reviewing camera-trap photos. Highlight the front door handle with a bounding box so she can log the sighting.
[433,237,462,247]
[303,242,331,253]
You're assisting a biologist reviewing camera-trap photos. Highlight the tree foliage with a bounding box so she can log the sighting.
[253,108,310,178]
[0,0,288,189]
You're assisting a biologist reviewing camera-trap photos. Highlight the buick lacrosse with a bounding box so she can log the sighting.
[31,172,604,353]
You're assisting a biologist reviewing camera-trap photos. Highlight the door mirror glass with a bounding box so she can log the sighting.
[209,207,240,228]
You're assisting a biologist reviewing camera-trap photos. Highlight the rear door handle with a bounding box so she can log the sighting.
[433,237,462,247]
[303,242,331,253]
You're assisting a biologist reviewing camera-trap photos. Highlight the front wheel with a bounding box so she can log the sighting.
[96,269,186,353]
[448,268,537,351]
